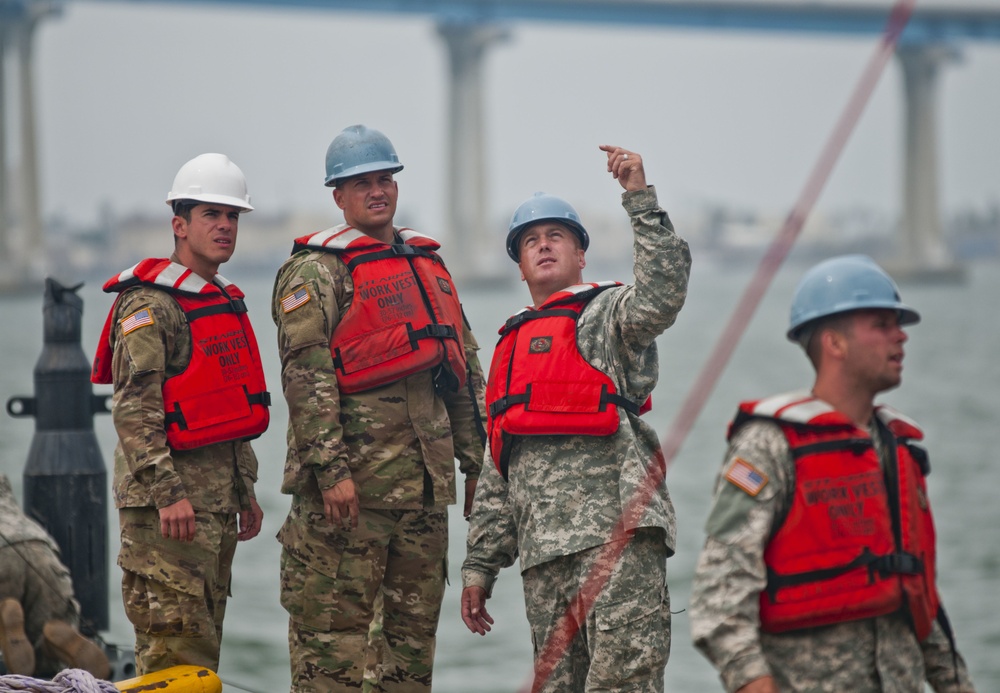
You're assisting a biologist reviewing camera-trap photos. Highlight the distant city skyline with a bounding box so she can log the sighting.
[27,1,1000,249]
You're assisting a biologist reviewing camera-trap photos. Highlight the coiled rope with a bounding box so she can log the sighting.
[0,670,117,693]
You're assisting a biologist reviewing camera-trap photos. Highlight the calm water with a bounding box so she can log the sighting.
[1,255,996,692]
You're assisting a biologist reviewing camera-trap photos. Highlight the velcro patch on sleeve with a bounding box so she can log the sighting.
[725,457,769,497]
[119,308,154,335]
[281,286,311,313]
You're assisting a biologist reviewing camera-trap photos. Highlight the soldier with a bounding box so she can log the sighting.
[91,153,269,674]
[271,124,485,692]
[690,255,975,692]
[461,145,691,692]
[0,474,110,678]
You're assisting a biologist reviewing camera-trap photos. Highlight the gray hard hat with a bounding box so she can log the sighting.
[787,254,920,343]
[324,124,404,187]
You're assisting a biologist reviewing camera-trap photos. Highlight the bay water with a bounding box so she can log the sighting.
[1,254,996,692]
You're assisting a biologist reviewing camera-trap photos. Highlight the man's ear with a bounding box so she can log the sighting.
[821,327,848,361]
[333,187,346,211]
[171,215,186,240]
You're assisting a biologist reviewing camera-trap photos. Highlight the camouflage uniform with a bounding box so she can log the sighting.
[462,186,690,692]
[690,413,976,693]
[103,255,259,673]
[272,227,485,693]
[0,475,80,676]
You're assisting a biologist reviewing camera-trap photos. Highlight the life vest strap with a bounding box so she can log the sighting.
[165,386,269,431]
[604,391,641,416]
[184,300,246,322]
[766,548,924,601]
[502,308,578,334]
[414,324,458,341]
[767,547,880,600]
[790,437,872,460]
[248,391,272,407]
[873,551,923,576]
[488,387,639,419]
[345,244,438,271]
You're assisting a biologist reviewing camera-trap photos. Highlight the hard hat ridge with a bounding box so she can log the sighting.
[166,153,253,212]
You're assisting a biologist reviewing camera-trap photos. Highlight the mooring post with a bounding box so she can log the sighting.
[6,277,111,635]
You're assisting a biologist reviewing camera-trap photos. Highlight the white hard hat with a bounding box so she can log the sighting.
[166,153,254,212]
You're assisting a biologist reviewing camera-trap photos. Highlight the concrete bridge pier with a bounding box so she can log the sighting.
[1,22,12,287]
[891,43,965,282]
[436,20,511,288]
[0,2,57,292]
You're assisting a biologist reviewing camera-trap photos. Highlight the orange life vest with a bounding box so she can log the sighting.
[731,393,939,639]
[486,283,649,478]
[294,226,467,394]
[92,258,271,451]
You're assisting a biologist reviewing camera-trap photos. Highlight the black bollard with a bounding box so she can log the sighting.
[6,278,111,635]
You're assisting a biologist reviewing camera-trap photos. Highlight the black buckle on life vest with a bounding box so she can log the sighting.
[247,390,271,407]
[164,407,187,431]
[874,552,923,576]
[419,324,457,340]
[489,392,530,418]
[229,298,248,314]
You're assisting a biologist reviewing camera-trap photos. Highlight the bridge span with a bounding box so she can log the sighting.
[1,1,999,287]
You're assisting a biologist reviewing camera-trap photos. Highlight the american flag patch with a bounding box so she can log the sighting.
[281,287,311,313]
[119,308,154,335]
[725,457,768,496]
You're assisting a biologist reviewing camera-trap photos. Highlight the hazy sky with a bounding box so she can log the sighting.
[28,1,1000,241]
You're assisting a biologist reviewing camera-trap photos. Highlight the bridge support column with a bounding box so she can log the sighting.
[436,21,510,288]
[1,23,11,288]
[891,44,964,282]
[17,8,45,283]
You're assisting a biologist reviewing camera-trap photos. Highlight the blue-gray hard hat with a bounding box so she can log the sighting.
[787,254,920,343]
[506,192,589,262]
[324,124,404,187]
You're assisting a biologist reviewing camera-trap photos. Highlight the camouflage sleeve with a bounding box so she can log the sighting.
[110,288,187,508]
[442,313,487,480]
[272,252,351,491]
[690,420,793,693]
[922,614,977,692]
[461,451,519,596]
[617,185,691,353]
[236,441,258,504]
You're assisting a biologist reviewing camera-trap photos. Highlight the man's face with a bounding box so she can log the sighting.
[172,203,241,277]
[333,170,398,234]
[840,309,908,394]
[517,222,585,294]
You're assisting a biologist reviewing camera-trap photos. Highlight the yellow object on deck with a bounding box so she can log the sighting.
[115,665,222,693]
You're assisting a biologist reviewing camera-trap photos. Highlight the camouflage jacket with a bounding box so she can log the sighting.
[690,415,975,693]
[270,226,486,526]
[104,264,258,513]
[0,474,59,549]
[462,186,691,593]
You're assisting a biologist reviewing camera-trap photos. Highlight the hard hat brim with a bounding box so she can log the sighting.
[325,163,404,188]
[166,194,254,212]
[786,304,921,342]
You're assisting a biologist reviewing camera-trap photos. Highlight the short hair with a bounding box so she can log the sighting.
[171,200,197,222]
[802,312,855,369]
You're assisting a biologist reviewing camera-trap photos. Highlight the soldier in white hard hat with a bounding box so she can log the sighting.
[91,153,270,674]
[461,145,691,692]
[271,125,486,691]
[690,255,975,692]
